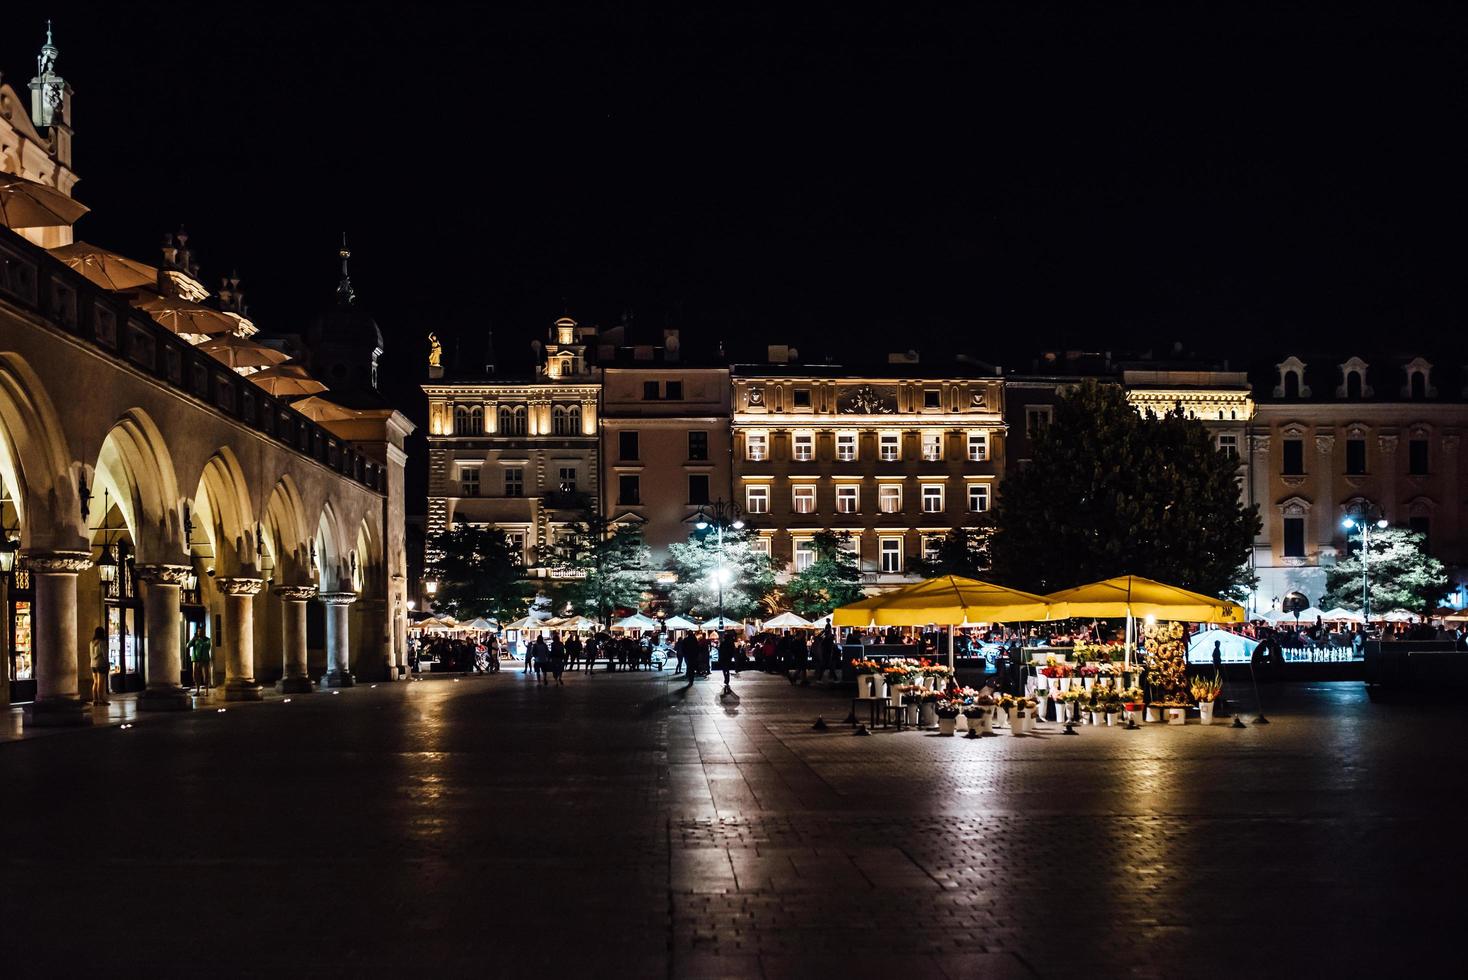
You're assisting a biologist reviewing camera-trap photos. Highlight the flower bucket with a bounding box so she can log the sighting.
[1146,706,1163,723]
[1105,711,1119,727]
[956,712,970,732]
[1035,695,1049,721]
[1035,674,1049,691]
[1199,701,1215,725]
[890,687,905,708]
[919,703,937,729]
[1166,707,1187,725]
[1008,708,1025,734]
[1083,676,1095,690]
[979,712,994,735]
[1058,676,1072,692]
[938,716,956,736]
[857,674,875,698]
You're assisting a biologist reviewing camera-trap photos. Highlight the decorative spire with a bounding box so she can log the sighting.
[30,20,64,128]
[336,233,355,305]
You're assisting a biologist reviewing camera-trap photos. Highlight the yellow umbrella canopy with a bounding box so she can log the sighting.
[290,395,367,423]
[0,172,89,228]
[131,293,237,337]
[49,241,158,291]
[196,334,291,371]
[248,363,329,397]
[1044,575,1244,623]
[832,575,1051,627]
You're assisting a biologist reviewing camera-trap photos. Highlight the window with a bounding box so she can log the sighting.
[793,388,811,409]
[688,431,708,461]
[1217,434,1238,460]
[793,432,814,461]
[504,468,524,497]
[878,484,902,513]
[619,475,641,505]
[836,485,859,514]
[746,431,768,461]
[921,484,944,513]
[794,539,816,573]
[1282,439,1304,475]
[1346,371,1363,399]
[1346,439,1366,475]
[1282,517,1305,558]
[688,474,710,505]
[459,466,480,497]
[792,485,816,514]
[619,431,639,461]
[879,432,900,461]
[836,431,857,461]
[967,431,988,462]
[499,405,526,435]
[751,536,772,557]
[1409,439,1429,475]
[1025,406,1052,438]
[745,485,769,513]
[558,466,578,493]
[922,535,942,564]
[643,381,659,400]
[664,380,682,400]
[920,431,942,461]
[505,531,527,564]
[454,404,483,436]
[880,537,902,573]
[549,403,581,435]
[923,389,941,410]
[967,483,990,513]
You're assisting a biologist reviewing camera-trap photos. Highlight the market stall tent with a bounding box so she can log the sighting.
[1320,607,1365,623]
[699,615,743,630]
[663,615,699,630]
[614,613,660,631]
[1044,575,1245,666]
[763,611,814,630]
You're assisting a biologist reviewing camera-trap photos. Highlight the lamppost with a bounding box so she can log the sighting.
[1342,515,1389,620]
[424,577,438,611]
[694,498,744,628]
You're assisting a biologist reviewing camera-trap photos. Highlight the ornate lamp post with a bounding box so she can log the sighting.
[1342,515,1390,620]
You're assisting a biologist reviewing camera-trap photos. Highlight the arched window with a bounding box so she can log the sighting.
[1411,372,1426,399]
[498,405,514,433]
[453,405,482,435]
[1346,371,1362,399]
[567,403,582,433]
[552,405,569,435]
[1284,372,1300,399]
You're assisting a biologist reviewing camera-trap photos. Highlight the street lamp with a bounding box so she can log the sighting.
[1342,516,1390,620]
[694,498,744,628]
[0,533,17,575]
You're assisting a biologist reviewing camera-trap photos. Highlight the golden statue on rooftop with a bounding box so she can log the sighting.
[427,332,442,368]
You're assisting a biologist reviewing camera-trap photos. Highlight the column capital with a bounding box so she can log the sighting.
[135,563,192,586]
[219,577,265,597]
[23,550,93,574]
[318,590,358,606]
[273,583,318,601]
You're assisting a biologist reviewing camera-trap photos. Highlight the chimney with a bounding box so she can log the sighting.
[767,344,789,364]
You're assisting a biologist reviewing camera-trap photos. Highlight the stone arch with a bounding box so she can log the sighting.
[263,475,310,586]
[0,351,85,551]
[353,513,383,596]
[190,448,257,577]
[314,502,347,592]
[91,409,184,563]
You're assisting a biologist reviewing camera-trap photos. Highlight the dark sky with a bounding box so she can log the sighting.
[6,1,1468,398]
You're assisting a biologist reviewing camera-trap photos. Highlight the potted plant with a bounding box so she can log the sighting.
[883,664,911,706]
[936,699,961,736]
[1034,686,1050,723]
[851,657,881,698]
[915,688,941,728]
[1121,686,1145,724]
[1103,694,1122,726]
[1190,672,1223,725]
[1079,663,1099,690]
[966,695,995,734]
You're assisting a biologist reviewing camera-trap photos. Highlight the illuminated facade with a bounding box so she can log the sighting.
[731,357,1005,587]
[423,318,600,571]
[0,25,76,249]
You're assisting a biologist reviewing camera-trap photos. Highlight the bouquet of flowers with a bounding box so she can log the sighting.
[1039,663,1073,679]
[920,663,955,678]
[1078,664,1100,678]
[882,664,914,684]
[1098,661,1121,676]
[1122,686,1145,709]
[935,699,963,718]
[1190,672,1223,703]
[851,658,881,673]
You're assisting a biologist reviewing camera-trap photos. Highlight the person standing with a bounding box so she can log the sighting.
[487,635,501,673]
[1212,639,1223,669]
[719,635,735,695]
[188,625,212,696]
[566,634,582,675]
[90,626,109,705]
[550,633,567,686]
[531,634,550,686]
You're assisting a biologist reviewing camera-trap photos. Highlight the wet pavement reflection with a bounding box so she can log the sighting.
[0,670,1460,977]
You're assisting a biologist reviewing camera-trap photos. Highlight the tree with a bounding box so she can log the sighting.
[665,526,777,620]
[426,525,535,622]
[991,380,1260,598]
[783,530,864,618]
[1320,525,1450,615]
[544,510,653,623]
[913,520,994,580]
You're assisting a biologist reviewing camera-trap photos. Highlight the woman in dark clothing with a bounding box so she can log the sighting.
[531,635,550,686]
[550,634,566,686]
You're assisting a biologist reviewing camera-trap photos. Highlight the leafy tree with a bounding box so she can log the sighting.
[783,530,864,618]
[544,510,653,623]
[426,525,535,622]
[991,380,1260,598]
[665,525,777,620]
[1320,526,1450,615]
[913,520,994,580]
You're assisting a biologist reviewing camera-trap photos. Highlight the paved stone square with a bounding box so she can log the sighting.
[0,669,1458,978]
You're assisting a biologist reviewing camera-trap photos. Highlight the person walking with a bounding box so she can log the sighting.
[550,634,567,686]
[523,634,535,673]
[487,635,501,673]
[531,634,550,686]
[566,634,582,675]
[90,626,109,705]
[719,635,735,696]
[188,625,212,696]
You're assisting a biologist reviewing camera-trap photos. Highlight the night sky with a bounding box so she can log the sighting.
[6,1,1467,416]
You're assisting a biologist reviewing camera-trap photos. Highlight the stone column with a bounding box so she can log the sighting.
[319,591,357,688]
[137,564,193,711]
[25,551,93,728]
[219,577,264,701]
[274,584,317,693]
